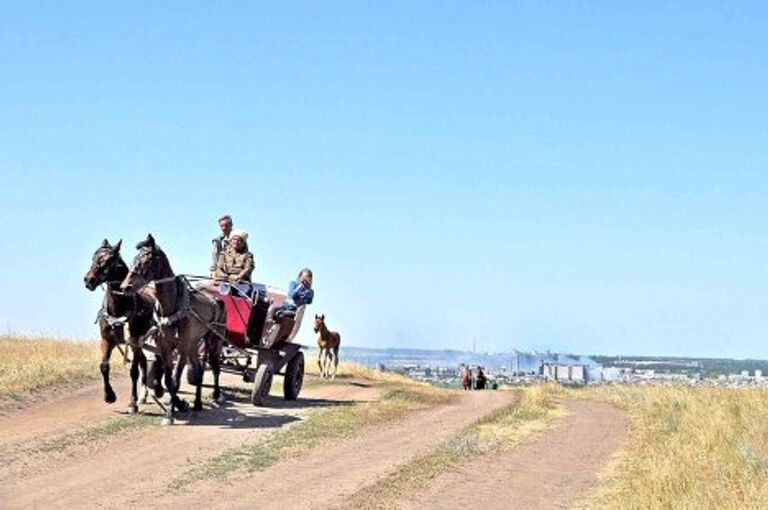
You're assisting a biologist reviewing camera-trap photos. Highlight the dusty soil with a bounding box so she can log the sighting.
[399,400,628,510]
[0,379,136,447]
[0,376,626,510]
[164,389,517,510]
[0,373,383,510]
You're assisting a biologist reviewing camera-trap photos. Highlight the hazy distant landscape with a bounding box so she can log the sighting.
[340,345,768,377]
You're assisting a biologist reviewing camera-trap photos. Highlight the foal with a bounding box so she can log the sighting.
[313,314,341,380]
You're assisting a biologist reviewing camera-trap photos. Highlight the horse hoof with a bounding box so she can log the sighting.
[104,392,117,404]
[176,400,190,413]
[161,417,174,426]
[127,405,138,415]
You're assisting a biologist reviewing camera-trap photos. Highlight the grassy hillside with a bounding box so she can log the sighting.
[572,385,768,510]
[0,335,110,401]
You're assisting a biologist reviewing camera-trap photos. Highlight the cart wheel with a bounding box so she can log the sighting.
[283,352,304,400]
[251,363,273,406]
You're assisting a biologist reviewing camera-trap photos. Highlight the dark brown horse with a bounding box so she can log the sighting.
[121,234,225,425]
[313,314,340,380]
[83,239,159,413]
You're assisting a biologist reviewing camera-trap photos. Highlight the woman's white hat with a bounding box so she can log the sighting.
[230,228,249,242]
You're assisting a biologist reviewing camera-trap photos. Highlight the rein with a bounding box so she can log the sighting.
[95,280,138,327]
[154,276,191,327]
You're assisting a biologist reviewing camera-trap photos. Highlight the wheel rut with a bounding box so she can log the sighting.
[0,374,382,510]
[399,400,628,510]
[161,391,517,510]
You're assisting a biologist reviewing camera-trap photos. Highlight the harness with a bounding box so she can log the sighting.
[92,249,135,329]
[129,269,229,347]
[95,280,153,361]
[153,276,191,328]
[152,275,221,332]
[95,283,138,328]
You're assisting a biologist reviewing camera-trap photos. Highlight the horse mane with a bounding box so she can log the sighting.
[134,236,175,278]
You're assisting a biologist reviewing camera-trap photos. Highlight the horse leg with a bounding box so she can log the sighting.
[331,346,339,380]
[317,349,324,379]
[162,352,190,424]
[148,357,165,398]
[189,355,204,412]
[161,352,177,426]
[321,349,329,379]
[209,337,223,403]
[99,336,117,404]
[326,349,334,380]
[127,346,142,414]
[181,339,204,413]
[137,348,149,404]
[174,352,187,391]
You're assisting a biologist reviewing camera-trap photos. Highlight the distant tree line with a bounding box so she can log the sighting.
[592,355,768,377]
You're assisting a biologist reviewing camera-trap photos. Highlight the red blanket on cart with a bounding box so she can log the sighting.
[219,295,252,348]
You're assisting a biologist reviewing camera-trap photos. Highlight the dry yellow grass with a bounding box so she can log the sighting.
[305,359,436,387]
[0,335,114,400]
[304,359,456,406]
[571,384,768,510]
[474,383,566,446]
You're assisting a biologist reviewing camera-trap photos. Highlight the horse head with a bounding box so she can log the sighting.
[313,314,326,333]
[84,239,125,291]
[121,234,174,292]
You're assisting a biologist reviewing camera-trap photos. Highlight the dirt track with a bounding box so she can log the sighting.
[165,388,516,510]
[0,376,626,510]
[399,400,628,510]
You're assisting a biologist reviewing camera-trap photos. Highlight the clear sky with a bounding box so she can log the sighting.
[1,2,767,358]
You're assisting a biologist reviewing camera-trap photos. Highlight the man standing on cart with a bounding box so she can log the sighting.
[211,214,234,273]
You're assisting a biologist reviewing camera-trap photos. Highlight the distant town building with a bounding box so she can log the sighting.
[540,362,588,384]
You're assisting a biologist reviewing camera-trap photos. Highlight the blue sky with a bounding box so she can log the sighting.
[1,2,767,358]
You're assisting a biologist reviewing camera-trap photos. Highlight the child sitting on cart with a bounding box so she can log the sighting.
[269,268,314,323]
[283,268,314,311]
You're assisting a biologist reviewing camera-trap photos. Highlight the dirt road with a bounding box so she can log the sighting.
[0,373,384,509]
[164,389,516,510]
[0,376,626,510]
[399,400,628,510]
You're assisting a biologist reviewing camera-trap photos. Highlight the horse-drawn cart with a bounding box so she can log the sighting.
[216,282,306,406]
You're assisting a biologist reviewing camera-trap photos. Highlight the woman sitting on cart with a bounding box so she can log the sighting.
[213,229,255,297]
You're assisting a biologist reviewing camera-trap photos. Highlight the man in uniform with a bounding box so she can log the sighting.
[213,228,255,284]
[211,215,233,274]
